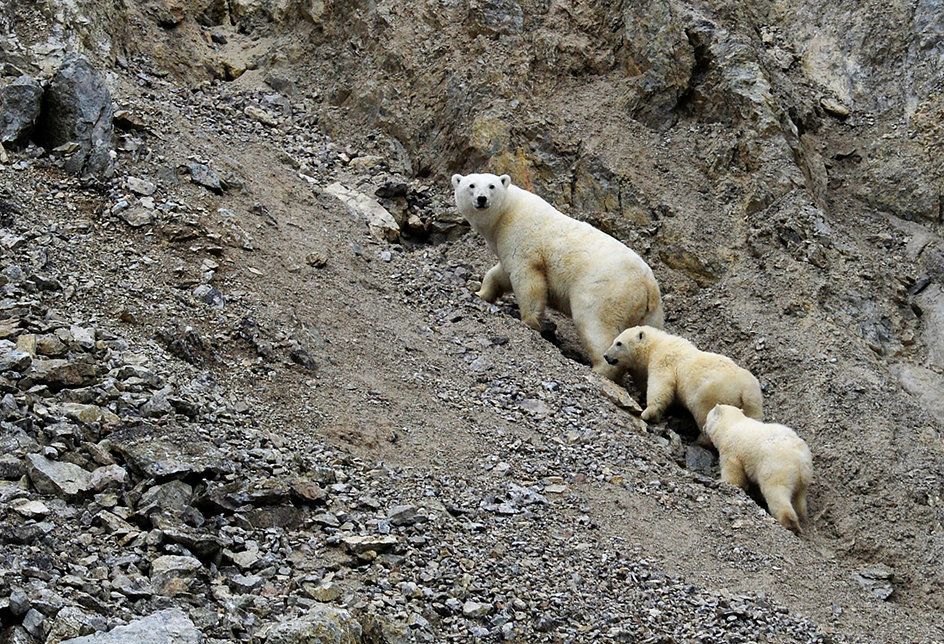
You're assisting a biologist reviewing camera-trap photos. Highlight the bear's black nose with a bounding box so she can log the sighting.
[476,195,488,208]
[605,355,618,365]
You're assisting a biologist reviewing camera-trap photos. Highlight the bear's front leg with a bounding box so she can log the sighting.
[640,370,674,423]
[476,262,511,303]
[511,268,548,331]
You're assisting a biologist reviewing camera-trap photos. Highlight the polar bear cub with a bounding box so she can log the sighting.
[705,404,812,534]
[602,325,763,437]
[452,172,663,381]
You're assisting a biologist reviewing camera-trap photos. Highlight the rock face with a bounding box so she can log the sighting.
[0,0,942,643]
[37,53,115,178]
[0,75,43,147]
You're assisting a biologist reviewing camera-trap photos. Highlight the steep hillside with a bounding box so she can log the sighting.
[1,0,943,642]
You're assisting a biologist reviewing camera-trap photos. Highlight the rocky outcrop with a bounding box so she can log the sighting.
[37,54,114,178]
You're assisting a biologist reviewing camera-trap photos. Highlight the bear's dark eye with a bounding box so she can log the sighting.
[638,331,644,340]
[616,341,622,347]
[488,184,495,189]
[469,183,475,189]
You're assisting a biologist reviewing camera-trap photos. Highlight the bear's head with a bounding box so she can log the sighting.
[704,403,742,440]
[452,173,511,219]
[603,325,655,368]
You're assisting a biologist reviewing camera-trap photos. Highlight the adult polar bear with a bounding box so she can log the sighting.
[452,172,663,381]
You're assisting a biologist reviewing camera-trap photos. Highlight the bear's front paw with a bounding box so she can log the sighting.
[640,407,661,423]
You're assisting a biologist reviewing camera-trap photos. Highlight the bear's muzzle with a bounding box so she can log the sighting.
[604,355,618,365]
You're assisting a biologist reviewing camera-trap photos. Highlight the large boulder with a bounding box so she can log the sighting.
[61,608,202,644]
[37,53,115,178]
[0,75,43,147]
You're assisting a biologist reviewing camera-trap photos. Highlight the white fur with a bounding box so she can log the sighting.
[705,404,812,534]
[452,172,663,380]
[602,325,763,438]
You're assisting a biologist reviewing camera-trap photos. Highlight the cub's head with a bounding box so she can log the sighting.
[704,404,742,439]
[451,173,511,217]
[603,325,655,368]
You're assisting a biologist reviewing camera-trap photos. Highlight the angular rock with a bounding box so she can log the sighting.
[126,176,156,196]
[341,534,399,555]
[262,603,362,644]
[11,498,49,519]
[591,374,643,413]
[685,444,716,476]
[89,464,128,491]
[387,504,426,527]
[26,358,98,389]
[324,182,400,243]
[184,163,224,193]
[119,206,155,228]
[0,75,43,147]
[45,606,101,643]
[107,423,232,479]
[38,54,115,178]
[149,555,204,598]
[852,565,894,600]
[26,453,92,499]
[60,608,201,643]
[62,402,120,426]
[0,346,32,372]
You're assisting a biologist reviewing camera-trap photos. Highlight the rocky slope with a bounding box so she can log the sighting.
[1,0,943,642]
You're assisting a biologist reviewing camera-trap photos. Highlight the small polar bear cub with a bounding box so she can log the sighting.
[602,325,763,438]
[452,172,663,381]
[705,404,813,534]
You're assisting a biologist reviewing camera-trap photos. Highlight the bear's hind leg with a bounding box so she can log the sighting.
[573,311,623,380]
[793,482,809,527]
[477,262,512,303]
[761,481,802,534]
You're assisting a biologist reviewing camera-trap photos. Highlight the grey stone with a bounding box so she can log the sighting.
[387,504,426,526]
[22,608,45,638]
[150,555,204,598]
[107,423,232,479]
[0,75,43,147]
[45,606,101,642]
[0,346,32,372]
[685,445,716,476]
[26,453,92,499]
[89,464,128,491]
[185,163,224,193]
[126,176,157,196]
[137,480,194,516]
[119,206,154,227]
[26,358,98,388]
[263,603,362,644]
[60,608,202,643]
[341,534,399,555]
[852,565,894,600]
[38,54,115,178]
[9,587,30,616]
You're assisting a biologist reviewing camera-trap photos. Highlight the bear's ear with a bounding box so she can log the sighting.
[452,174,463,189]
[499,174,511,188]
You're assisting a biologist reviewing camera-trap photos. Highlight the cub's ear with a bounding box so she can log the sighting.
[499,174,511,188]
[452,174,463,189]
